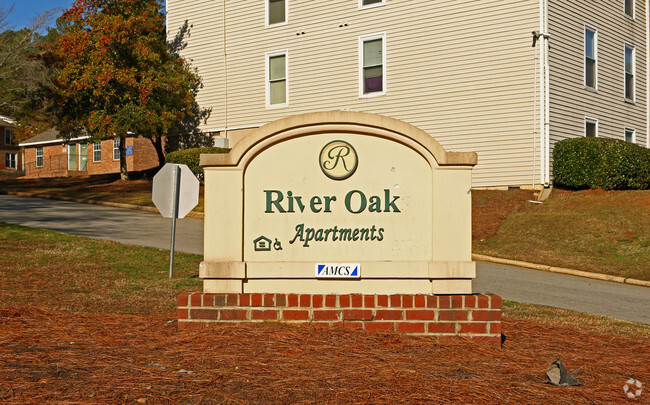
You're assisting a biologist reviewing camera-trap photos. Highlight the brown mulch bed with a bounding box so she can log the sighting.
[1,306,647,404]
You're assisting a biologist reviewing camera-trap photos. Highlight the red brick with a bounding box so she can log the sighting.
[438,296,450,308]
[203,294,215,307]
[251,293,263,306]
[426,295,438,308]
[220,309,248,320]
[191,309,219,320]
[190,293,202,307]
[263,294,275,307]
[178,321,205,331]
[477,295,490,308]
[471,335,502,347]
[377,295,389,307]
[364,322,394,332]
[312,295,324,308]
[227,294,238,306]
[427,322,455,334]
[339,295,351,307]
[364,295,375,308]
[252,309,278,320]
[375,310,403,320]
[240,294,251,306]
[465,295,476,309]
[300,294,311,307]
[342,322,363,330]
[389,295,401,307]
[396,322,425,333]
[489,323,502,334]
[414,296,426,308]
[343,309,373,321]
[314,310,341,321]
[213,294,226,307]
[489,294,502,309]
[351,295,363,308]
[402,295,413,308]
[276,294,286,307]
[177,308,189,320]
[439,310,468,321]
[283,310,310,321]
[177,292,190,306]
[325,295,337,307]
[405,310,435,321]
[472,310,502,322]
[451,296,463,308]
[288,294,299,307]
[459,322,488,334]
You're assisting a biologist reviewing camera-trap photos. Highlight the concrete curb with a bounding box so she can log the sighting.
[0,190,205,219]
[472,253,650,288]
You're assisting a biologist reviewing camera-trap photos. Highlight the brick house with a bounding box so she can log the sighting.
[19,128,161,178]
[0,116,21,171]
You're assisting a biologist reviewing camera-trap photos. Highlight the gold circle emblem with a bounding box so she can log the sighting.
[319,140,358,180]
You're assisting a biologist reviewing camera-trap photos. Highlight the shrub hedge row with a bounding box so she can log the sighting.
[164,147,230,183]
[553,137,650,190]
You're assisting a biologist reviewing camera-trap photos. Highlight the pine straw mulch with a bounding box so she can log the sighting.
[1,306,647,404]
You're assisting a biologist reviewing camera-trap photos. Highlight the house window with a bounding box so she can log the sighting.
[359,0,385,9]
[4,129,16,146]
[585,27,597,89]
[625,0,634,18]
[267,0,286,26]
[585,117,598,137]
[93,142,101,162]
[360,33,386,96]
[5,152,16,169]
[113,138,120,160]
[625,44,635,101]
[624,128,635,143]
[36,147,43,167]
[266,50,288,107]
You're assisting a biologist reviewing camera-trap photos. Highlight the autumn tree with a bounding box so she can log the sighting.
[46,0,203,180]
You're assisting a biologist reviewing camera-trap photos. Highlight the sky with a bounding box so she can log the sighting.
[1,0,73,29]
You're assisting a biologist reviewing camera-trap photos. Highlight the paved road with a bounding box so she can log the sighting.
[1,194,648,325]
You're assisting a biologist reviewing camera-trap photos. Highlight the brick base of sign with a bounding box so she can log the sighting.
[177,292,502,346]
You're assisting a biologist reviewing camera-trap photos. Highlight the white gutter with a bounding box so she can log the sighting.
[19,136,90,147]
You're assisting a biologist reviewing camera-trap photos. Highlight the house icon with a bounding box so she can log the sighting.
[253,236,272,251]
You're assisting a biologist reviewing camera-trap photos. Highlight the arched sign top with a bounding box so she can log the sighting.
[200,111,477,168]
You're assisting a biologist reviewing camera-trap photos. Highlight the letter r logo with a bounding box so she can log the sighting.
[319,140,358,180]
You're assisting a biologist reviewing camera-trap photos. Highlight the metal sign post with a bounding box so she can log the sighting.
[168,165,181,278]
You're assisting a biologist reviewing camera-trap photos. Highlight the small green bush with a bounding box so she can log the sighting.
[165,147,230,183]
[553,137,650,190]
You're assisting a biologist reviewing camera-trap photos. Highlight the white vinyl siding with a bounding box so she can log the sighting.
[359,33,386,97]
[624,44,635,102]
[585,26,597,89]
[266,50,288,107]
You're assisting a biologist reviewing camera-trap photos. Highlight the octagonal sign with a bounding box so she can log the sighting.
[152,163,199,219]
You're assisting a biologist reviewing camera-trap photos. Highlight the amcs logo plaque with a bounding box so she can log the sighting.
[319,140,358,180]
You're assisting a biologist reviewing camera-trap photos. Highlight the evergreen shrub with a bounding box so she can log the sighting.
[165,147,229,183]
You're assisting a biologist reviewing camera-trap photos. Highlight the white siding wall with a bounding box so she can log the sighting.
[168,0,544,187]
[548,0,648,148]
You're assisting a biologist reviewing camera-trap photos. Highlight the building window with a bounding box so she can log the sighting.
[4,129,16,146]
[36,147,43,167]
[266,0,286,26]
[5,152,16,169]
[113,138,120,160]
[359,33,386,96]
[266,50,288,107]
[625,44,635,101]
[585,117,598,137]
[585,27,597,89]
[624,127,635,143]
[625,0,634,18]
[359,0,385,9]
[93,142,101,162]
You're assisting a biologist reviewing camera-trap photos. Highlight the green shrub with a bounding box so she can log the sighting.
[553,137,650,190]
[165,147,229,183]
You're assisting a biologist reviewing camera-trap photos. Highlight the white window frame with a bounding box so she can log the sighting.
[265,0,288,27]
[93,142,101,162]
[624,43,635,102]
[584,25,597,90]
[5,152,16,169]
[4,128,15,146]
[359,33,386,98]
[359,0,385,10]
[265,49,289,108]
[624,0,634,18]
[585,117,598,137]
[113,138,120,161]
[624,127,636,143]
[36,146,43,167]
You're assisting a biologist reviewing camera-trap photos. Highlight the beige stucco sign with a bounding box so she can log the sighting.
[200,111,478,295]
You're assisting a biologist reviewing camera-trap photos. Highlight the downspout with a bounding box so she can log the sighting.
[539,0,551,187]
[646,0,649,148]
[544,0,550,186]
[223,0,228,142]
